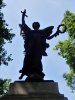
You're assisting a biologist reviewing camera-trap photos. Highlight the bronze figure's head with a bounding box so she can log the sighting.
[32,22,40,30]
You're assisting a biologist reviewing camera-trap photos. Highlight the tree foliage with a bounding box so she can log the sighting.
[0,0,15,66]
[54,10,75,91]
[0,79,11,95]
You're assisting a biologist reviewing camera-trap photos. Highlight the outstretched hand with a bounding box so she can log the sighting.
[55,24,67,37]
[57,24,67,34]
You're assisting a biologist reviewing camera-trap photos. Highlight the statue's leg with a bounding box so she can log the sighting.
[19,57,30,80]
[19,53,32,76]
[32,57,45,79]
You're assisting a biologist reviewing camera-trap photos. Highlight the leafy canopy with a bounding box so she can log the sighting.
[54,10,75,91]
[0,0,15,66]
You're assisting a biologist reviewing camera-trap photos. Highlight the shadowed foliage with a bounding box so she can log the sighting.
[0,0,15,66]
[0,78,11,95]
[0,0,15,96]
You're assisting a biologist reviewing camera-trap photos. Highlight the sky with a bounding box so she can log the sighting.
[0,0,75,100]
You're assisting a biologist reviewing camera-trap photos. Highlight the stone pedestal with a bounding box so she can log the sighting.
[0,80,68,100]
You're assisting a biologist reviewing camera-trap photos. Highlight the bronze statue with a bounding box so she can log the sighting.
[19,9,66,81]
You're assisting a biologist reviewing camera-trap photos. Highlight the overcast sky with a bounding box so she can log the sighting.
[0,0,75,100]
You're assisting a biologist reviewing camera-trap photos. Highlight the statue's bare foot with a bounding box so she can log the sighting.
[19,74,24,79]
[19,70,22,73]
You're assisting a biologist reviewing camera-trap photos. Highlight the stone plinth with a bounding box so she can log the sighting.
[0,80,68,100]
[9,80,59,94]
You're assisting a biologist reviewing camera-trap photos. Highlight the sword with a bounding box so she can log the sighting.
[20,9,28,35]
[21,9,28,18]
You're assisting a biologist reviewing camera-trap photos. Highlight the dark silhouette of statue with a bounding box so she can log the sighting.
[19,9,66,81]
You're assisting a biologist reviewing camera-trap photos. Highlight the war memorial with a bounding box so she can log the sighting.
[0,9,68,100]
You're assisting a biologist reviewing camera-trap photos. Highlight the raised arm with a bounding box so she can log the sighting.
[19,9,31,35]
[46,24,66,40]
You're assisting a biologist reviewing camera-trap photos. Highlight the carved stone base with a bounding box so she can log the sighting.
[0,80,68,100]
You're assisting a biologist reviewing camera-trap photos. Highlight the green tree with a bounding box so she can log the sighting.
[0,0,15,66]
[54,10,75,91]
[0,79,11,95]
[0,0,15,96]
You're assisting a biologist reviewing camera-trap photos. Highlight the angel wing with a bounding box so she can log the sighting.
[43,26,54,37]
